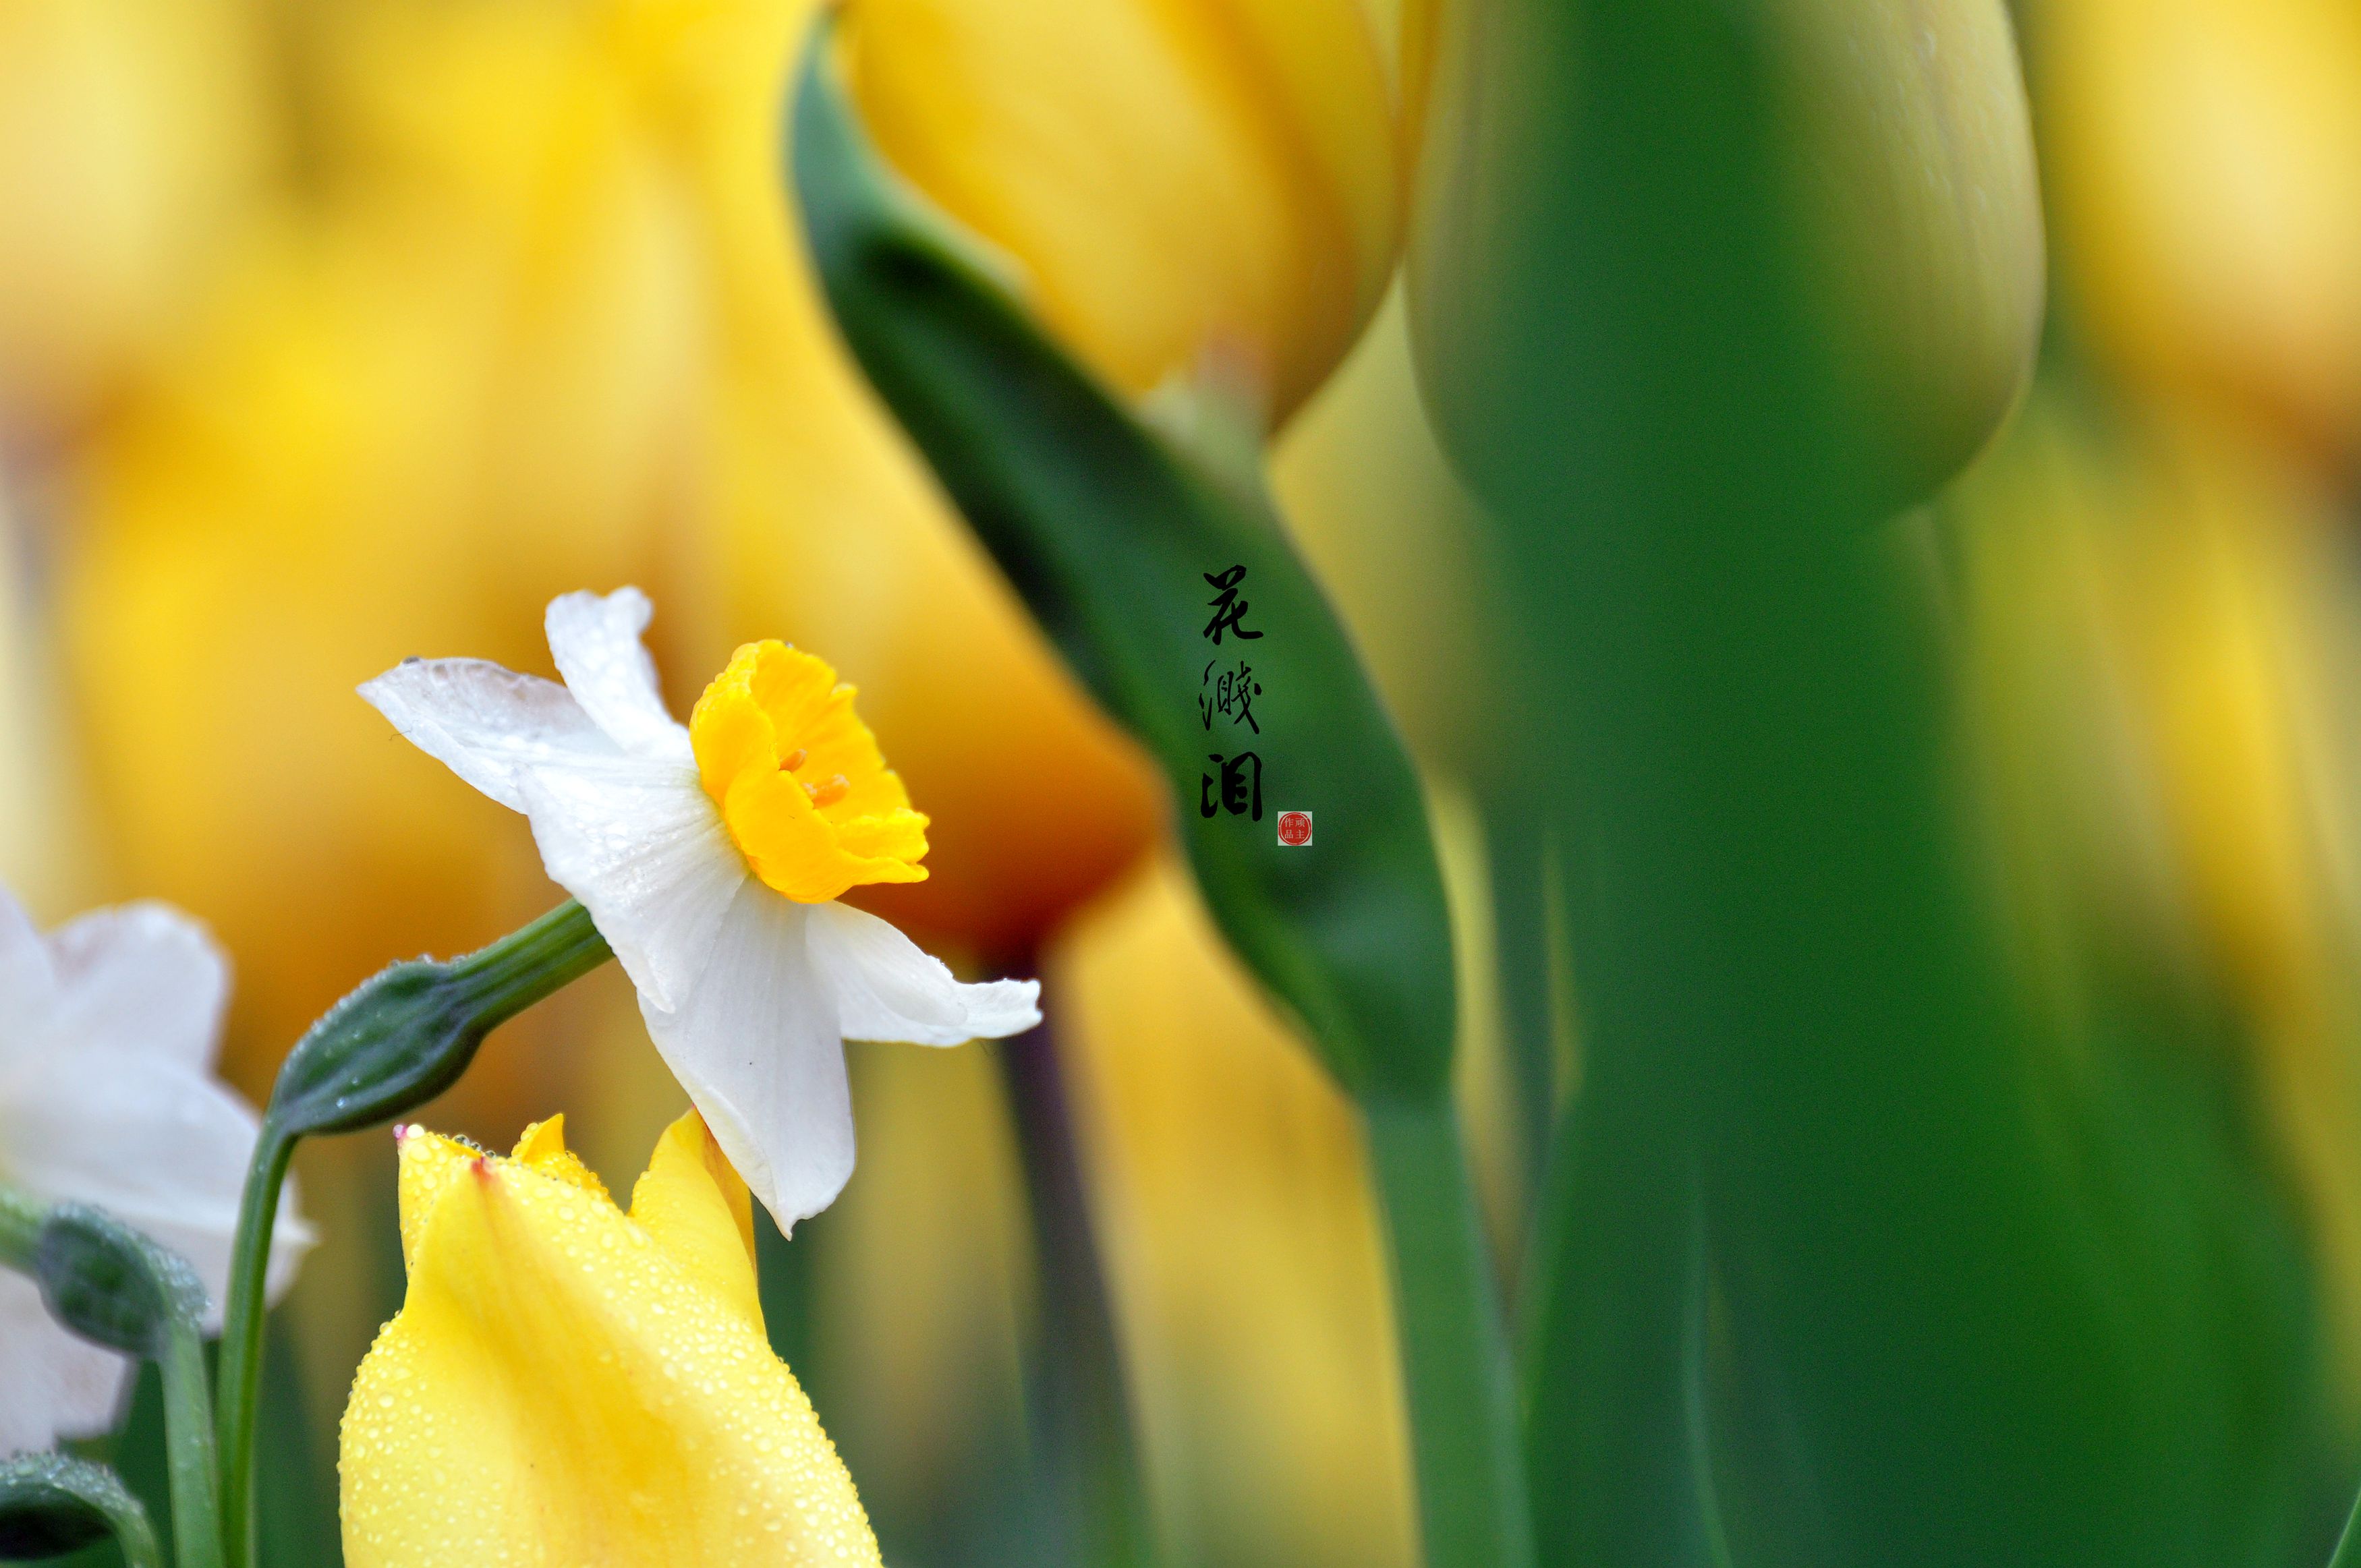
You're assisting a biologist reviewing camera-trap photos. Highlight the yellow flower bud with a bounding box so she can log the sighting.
[843,0,1402,422]
[339,1111,880,1567]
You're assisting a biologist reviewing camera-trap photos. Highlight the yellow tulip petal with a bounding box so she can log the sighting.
[629,1111,764,1337]
[689,641,931,903]
[343,1113,877,1567]
[511,1114,615,1203]
[392,1125,483,1273]
[2040,0,2361,450]
[845,0,1400,420]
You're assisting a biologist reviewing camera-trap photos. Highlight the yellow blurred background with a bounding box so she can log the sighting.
[5,0,2361,1561]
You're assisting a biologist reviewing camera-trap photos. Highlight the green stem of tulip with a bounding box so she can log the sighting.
[160,1312,225,1568]
[213,1125,294,1568]
[215,900,613,1568]
[1482,782,1564,1242]
[111,1496,169,1568]
[1363,1093,1537,1568]
[2329,1488,2361,1568]
[998,1014,1158,1568]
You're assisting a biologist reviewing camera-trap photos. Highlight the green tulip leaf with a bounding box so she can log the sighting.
[788,22,1455,1103]
[0,1455,161,1567]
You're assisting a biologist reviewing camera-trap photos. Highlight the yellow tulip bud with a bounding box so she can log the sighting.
[843,0,1401,424]
[340,1111,880,1567]
[747,0,1408,954]
[2034,0,2361,455]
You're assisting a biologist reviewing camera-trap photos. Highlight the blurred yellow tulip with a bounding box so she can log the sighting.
[803,1041,1032,1530]
[843,0,1401,423]
[1954,389,2361,1388]
[0,0,266,431]
[340,1111,879,1565]
[57,0,1405,1042]
[2032,0,2361,457]
[735,0,1406,960]
[1050,853,1417,1568]
[1773,0,2047,502]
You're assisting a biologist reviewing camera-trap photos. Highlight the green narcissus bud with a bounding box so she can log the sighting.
[1404,0,2045,522]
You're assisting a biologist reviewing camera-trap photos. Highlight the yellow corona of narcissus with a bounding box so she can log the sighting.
[341,1111,880,1567]
[689,641,930,904]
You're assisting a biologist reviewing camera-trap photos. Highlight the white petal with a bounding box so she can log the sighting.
[0,1049,312,1327]
[805,902,1042,1046]
[641,885,853,1233]
[544,588,694,763]
[359,657,618,813]
[516,761,745,1015]
[0,1271,130,1451]
[42,902,227,1071]
[0,889,50,1075]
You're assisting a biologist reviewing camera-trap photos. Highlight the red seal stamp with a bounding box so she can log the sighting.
[1276,811,1313,847]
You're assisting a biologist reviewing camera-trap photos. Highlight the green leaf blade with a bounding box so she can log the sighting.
[789,29,1454,1102]
[0,1456,160,1568]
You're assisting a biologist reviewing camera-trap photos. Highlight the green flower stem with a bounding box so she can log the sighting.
[215,899,612,1568]
[108,1484,170,1568]
[159,1310,223,1568]
[1362,1093,1537,1568]
[212,1127,294,1568]
[440,898,617,1028]
[1481,782,1564,1236]
[997,1012,1156,1568]
[2331,1489,2361,1568]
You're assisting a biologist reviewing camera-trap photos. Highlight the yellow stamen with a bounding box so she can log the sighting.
[688,641,930,904]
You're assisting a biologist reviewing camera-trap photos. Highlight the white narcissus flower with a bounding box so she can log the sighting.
[360,587,1041,1231]
[0,892,312,1453]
